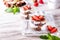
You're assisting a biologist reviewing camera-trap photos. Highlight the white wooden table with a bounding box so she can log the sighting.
[0,0,60,40]
[0,9,60,40]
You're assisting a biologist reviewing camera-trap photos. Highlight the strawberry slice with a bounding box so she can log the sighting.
[23,5,31,11]
[23,6,28,11]
[32,16,36,20]
[34,2,39,7]
[39,0,44,4]
[28,5,31,9]
[39,15,44,19]
[47,25,53,31]
[34,16,40,21]
[39,15,45,21]
[50,27,57,33]
[47,25,58,33]
[32,16,40,21]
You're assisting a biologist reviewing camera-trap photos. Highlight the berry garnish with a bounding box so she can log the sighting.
[47,25,53,31]
[50,27,57,33]
[47,25,57,33]
[34,2,39,7]
[39,0,44,4]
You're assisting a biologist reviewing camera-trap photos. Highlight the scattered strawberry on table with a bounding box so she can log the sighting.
[47,25,57,33]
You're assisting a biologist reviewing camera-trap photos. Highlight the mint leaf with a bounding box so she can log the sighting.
[48,36,52,40]
[12,6,20,14]
[5,8,13,13]
[47,33,52,40]
[40,33,60,40]
[52,36,60,40]
[48,33,52,37]
[40,35,48,39]
[5,6,20,14]
[16,7,20,12]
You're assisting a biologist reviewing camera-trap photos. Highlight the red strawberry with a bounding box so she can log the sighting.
[32,16,40,21]
[47,25,53,31]
[28,5,31,9]
[47,25,58,33]
[23,5,31,11]
[23,6,28,11]
[39,15,45,18]
[32,16,36,20]
[36,15,39,18]
[26,5,31,9]
[39,0,44,4]
[35,16,40,21]
[50,27,57,33]
[34,2,39,7]
[39,15,44,19]
[39,15,45,21]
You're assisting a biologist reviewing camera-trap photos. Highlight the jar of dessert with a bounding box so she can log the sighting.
[29,12,46,31]
[3,0,26,7]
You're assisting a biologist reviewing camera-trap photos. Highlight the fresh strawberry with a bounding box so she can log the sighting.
[32,16,40,21]
[32,16,36,20]
[28,5,31,9]
[35,16,40,21]
[39,0,44,4]
[47,25,58,33]
[47,25,53,31]
[39,15,44,19]
[50,27,57,33]
[36,15,39,18]
[39,15,45,21]
[23,6,28,11]
[23,5,31,11]
[34,2,39,7]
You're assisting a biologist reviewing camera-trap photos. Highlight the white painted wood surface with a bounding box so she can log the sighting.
[0,0,60,40]
[0,9,60,40]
